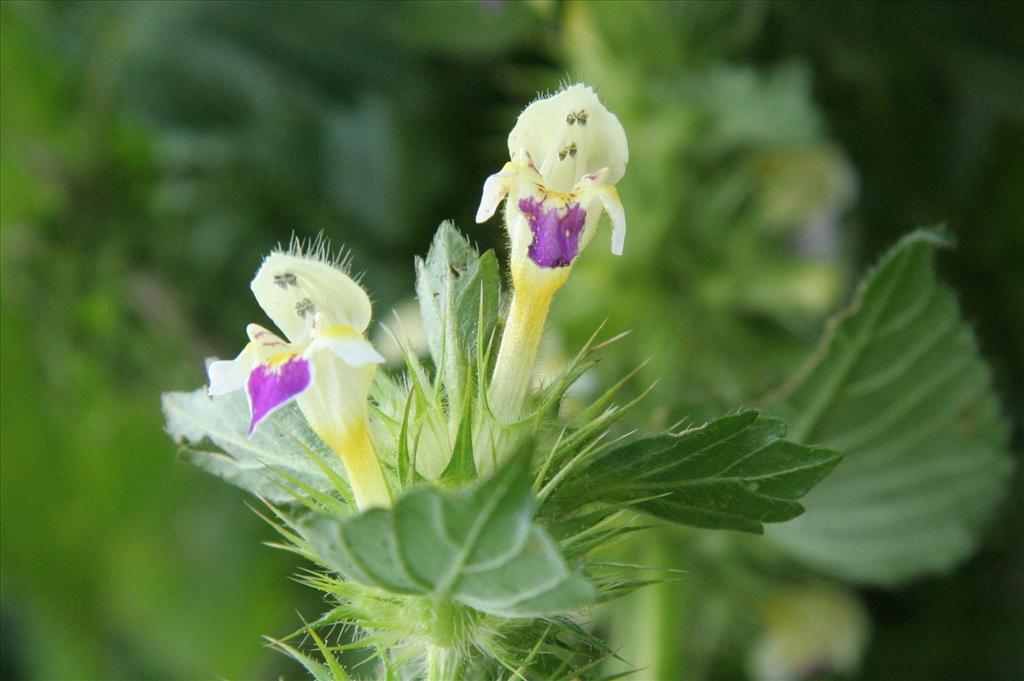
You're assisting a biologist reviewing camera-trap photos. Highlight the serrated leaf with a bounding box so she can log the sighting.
[300,452,596,618]
[162,388,345,503]
[766,229,1013,584]
[415,221,501,400]
[552,411,841,533]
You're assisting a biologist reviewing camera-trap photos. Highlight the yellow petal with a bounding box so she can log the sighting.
[245,323,296,362]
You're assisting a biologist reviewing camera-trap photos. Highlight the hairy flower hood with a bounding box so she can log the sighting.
[476,84,628,291]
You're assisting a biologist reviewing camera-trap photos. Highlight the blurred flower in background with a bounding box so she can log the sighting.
[2,1,1020,680]
[748,584,869,681]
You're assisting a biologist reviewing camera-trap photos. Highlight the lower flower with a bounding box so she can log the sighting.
[207,250,392,510]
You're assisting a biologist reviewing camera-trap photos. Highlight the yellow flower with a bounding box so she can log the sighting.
[476,84,628,422]
[207,249,390,510]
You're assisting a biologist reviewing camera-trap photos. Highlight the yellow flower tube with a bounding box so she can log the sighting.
[477,84,629,423]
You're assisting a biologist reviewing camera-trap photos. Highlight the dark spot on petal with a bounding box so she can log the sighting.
[273,272,298,289]
[295,298,315,318]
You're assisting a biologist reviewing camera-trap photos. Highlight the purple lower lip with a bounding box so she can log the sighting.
[247,355,312,433]
[519,197,586,269]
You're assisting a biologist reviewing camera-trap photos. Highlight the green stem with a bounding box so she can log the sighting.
[426,645,456,681]
[425,599,459,681]
[604,531,690,680]
[426,646,441,681]
[645,532,688,680]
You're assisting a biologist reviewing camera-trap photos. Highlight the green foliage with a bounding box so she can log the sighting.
[300,452,596,618]
[163,388,349,506]
[550,410,841,534]
[415,222,502,403]
[767,230,1013,584]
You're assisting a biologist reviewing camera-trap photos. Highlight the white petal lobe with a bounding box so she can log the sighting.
[476,165,517,223]
[207,344,257,396]
[600,187,627,256]
[316,331,386,367]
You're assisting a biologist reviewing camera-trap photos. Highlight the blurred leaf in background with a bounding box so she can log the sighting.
[1,2,302,677]
[767,230,1012,585]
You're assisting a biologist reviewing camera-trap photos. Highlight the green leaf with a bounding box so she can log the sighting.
[440,362,477,483]
[396,391,416,487]
[303,620,352,681]
[553,410,841,533]
[162,388,345,503]
[300,453,596,618]
[265,635,338,681]
[415,221,501,401]
[766,229,1013,584]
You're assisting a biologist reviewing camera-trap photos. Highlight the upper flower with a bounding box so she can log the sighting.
[475,84,628,436]
[476,84,628,281]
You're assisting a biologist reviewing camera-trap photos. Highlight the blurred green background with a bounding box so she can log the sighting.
[1,2,1020,680]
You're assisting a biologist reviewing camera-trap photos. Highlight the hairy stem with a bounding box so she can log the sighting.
[426,645,457,681]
